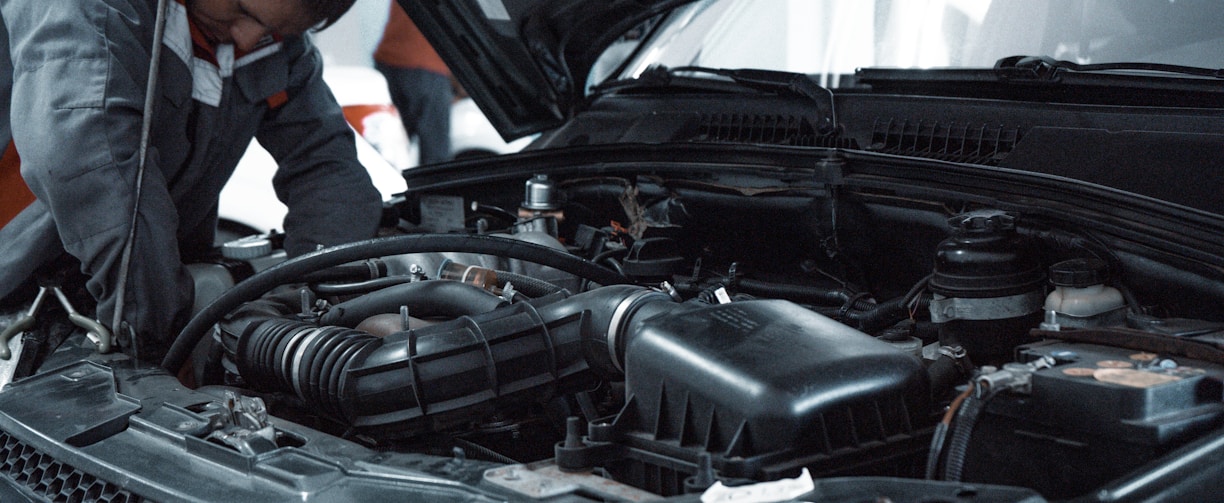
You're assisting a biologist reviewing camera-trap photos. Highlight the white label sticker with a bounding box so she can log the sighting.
[420,195,466,232]
[701,468,815,503]
[475,0,511,21]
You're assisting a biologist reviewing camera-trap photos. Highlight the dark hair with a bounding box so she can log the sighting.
[304,0,358,30]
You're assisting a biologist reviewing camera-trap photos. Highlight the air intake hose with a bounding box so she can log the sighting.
[235,285,671,436]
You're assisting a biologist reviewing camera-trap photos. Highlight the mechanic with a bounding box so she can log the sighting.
[373,2,454,165]
[0,0,383,361]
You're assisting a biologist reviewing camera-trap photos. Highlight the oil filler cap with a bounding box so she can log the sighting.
[222,235,274,260]
[949,209,1015,233]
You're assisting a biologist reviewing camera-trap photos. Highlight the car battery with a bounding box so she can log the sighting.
[961,340,1224,500]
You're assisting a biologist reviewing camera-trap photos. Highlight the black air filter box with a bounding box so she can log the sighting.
[594,300,930,486]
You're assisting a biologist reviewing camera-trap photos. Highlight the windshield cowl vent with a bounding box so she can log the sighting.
[693,113,846,148]
[869,119,1024,165]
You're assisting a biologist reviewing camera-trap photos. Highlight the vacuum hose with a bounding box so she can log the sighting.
[317,280,509,327]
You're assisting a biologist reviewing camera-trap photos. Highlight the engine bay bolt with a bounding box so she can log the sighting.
[684,452,717,493]
[1039,309,1061,331]
[406,264,429,282]
[556,416,590,472]
[564,416,584,449]
[299,288,315,317]
[659,281,682,302]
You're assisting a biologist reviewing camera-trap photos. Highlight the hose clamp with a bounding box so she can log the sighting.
[607,289,670,373]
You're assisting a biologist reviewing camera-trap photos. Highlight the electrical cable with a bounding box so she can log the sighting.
[494,270,568,298]
[901,273,934,310]
[925,384,973,479]
[942,382,1003,482]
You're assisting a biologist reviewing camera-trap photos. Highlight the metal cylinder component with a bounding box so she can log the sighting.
[522,174,559,211]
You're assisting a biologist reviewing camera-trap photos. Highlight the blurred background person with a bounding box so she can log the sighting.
[373,3,453,165]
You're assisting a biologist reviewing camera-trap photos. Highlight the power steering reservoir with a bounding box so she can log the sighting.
[928,210,1046,365]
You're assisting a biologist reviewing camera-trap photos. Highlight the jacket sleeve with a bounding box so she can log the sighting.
[257,37,383,257]
[2,0,193,358]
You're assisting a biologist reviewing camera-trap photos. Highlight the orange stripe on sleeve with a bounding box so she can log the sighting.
[0,141,35,228]
[266,90,288,109]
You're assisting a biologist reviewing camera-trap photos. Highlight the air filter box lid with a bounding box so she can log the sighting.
[622,300,929,457]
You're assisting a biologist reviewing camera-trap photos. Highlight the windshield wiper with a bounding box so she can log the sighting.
[995,55,1224,81]
[594,65,838,136]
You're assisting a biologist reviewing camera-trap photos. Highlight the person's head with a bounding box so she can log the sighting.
[188,0,357,53]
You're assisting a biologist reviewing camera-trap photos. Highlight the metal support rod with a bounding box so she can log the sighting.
[111,0,169,360]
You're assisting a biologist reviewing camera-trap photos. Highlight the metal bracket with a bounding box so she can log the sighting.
[0,287,49,359]
[928,291,1045,323]
[0,285,112,360]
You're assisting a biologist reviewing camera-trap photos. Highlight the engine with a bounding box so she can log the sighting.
[222,282,930,491]
[165,170,1224,501]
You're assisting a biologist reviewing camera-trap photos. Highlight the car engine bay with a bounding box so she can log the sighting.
[4,133,1224,501]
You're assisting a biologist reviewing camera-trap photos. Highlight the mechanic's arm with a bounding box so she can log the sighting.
[257,37,383,257]
[3,1,193,357]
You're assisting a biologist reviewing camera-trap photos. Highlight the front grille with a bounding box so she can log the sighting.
[0,431,146,503]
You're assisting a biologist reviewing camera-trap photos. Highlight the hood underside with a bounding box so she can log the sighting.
[397,0,693,141]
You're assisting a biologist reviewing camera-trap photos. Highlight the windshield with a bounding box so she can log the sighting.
[609,0,1224,87]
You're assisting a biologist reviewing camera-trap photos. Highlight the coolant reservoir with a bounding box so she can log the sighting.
[1043,258,1126,328]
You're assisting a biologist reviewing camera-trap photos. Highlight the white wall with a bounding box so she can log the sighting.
[313,0,392,67]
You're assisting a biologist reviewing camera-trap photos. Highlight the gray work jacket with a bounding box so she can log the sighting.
[0,0,382,358]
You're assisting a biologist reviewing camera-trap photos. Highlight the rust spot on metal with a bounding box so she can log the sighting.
[1062,367,1095,377]
[1094,368,1182,388]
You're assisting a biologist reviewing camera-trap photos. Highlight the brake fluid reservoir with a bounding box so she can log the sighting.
[1042,258,1126,329]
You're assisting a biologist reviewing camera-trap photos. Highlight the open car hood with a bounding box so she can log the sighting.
[397,0,693,141]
